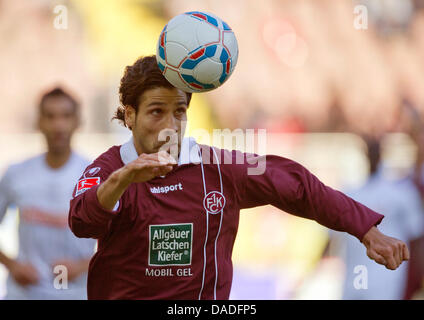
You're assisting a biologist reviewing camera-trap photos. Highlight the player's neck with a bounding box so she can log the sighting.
[45,148,72,169]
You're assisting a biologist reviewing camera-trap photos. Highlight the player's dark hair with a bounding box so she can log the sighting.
[38,87,80,115]
[114,55,192,129]
[364,136,381,176]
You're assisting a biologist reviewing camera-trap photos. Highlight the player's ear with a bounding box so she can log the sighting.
[125,106,136,130]
[36,116,41,131]
[74,108,81,130]
[36,109,43,132]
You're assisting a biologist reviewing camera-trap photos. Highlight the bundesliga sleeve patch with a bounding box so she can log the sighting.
[75,177,101,197]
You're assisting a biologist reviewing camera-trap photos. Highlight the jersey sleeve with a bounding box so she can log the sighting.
[68,159,122,239]
[0,167,13,224]
[238,154,384,241]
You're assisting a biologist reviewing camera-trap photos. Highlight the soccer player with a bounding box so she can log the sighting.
[330,137,424,299]
[69,56,410,300]
[0,87,95,299]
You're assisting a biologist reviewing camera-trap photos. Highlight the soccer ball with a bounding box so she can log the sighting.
[156,11,239,93]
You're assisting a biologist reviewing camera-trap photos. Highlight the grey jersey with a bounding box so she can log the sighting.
[340,173,424,300]
[0,152,96,299]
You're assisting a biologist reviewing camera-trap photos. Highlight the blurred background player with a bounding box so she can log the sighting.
[327,134,424,299]
[0,87,95,299]
[402,101,424,299]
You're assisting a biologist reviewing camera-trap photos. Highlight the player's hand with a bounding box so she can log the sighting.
[121,151,177,184]
[97,151,178,211]
[361,226,410,270]
[52,259,86,282]
[9,261,39,286]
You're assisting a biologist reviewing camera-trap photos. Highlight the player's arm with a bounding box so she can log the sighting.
[0,167,12,226]
[0,251,14,270]
[238,153,409,270]
[0,168,39,285]
[52,257,91,282]
[0,251,39,286]
[96,151,176,210]
[69,151,176,239]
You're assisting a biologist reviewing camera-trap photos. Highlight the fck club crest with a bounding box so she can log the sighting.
[203,191,226,214]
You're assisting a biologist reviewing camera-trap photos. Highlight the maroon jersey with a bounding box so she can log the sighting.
[68,137,383,300]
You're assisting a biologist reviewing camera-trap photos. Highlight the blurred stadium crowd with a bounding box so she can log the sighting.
[0,0,424,299]
[2,0,424,135]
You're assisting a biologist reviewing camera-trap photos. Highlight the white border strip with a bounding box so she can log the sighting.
[212,148,224,300]
[198,146,208,300]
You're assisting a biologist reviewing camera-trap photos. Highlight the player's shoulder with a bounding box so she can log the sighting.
[197,144,245,166]
[197,144,298,170]
[71,151,90,164]
[5,153,45,174]
[89,145,124,171]
[392,176,422,203]
[347,173,408,203]
[196,145,274,180]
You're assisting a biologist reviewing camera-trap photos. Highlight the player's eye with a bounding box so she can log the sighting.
[43,112,54,119]
[174,108,187,119]
[175,107,187,115]
[151,108,163,116]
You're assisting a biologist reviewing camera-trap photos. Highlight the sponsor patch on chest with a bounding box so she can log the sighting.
[148,223,193,266]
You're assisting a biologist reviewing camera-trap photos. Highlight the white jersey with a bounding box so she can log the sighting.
[0,152,96,299]
[338,172,424,300]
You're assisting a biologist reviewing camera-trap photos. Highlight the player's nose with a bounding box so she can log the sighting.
[158,128,178,145]
[163,113,179,132]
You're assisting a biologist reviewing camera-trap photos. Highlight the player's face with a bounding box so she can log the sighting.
[38,96,79,154]
[127,87,188,158]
